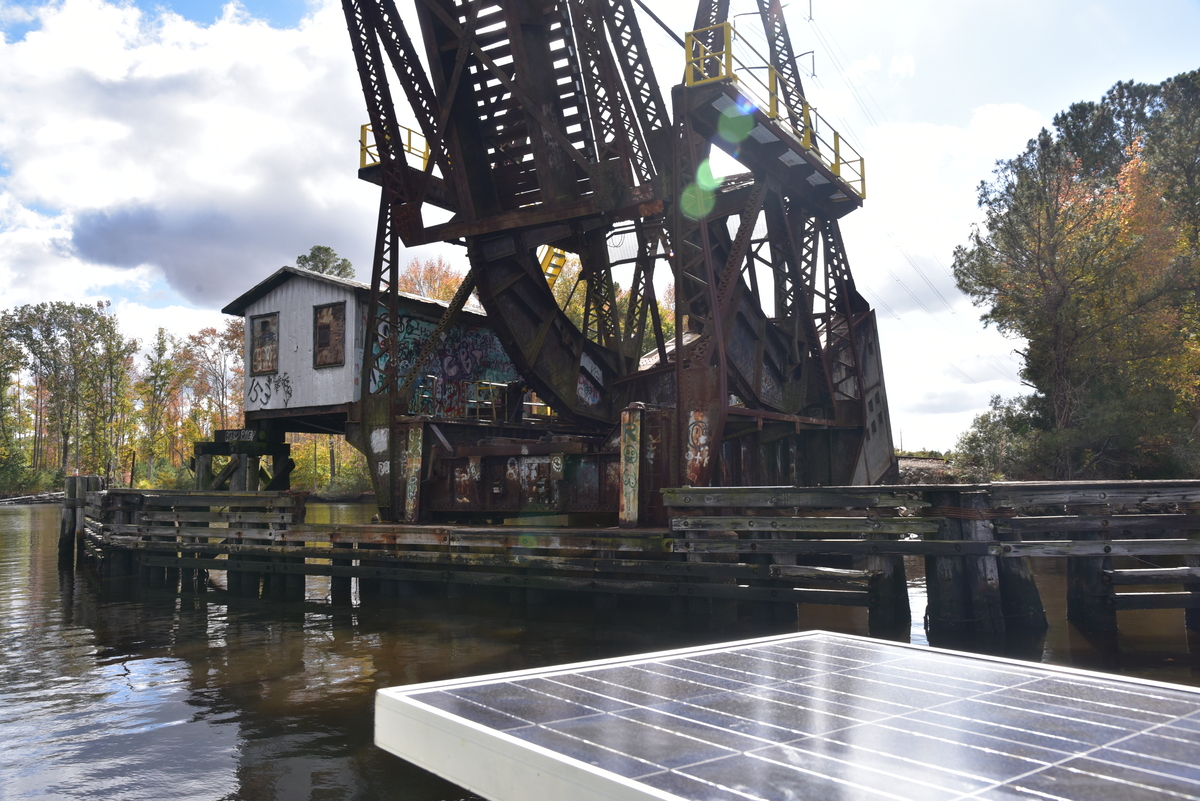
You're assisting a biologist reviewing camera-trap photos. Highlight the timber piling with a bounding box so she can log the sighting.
[66,478,1200,637]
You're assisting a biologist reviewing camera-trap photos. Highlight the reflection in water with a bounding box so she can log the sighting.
[2,504,1200,799]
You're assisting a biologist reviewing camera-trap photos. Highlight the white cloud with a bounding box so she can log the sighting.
[0,0,381,311]
[888,53,915,80]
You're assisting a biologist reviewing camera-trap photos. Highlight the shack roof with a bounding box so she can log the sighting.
[221,265,489,324]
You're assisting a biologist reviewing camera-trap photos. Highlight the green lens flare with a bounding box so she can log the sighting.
[696,159,721,192]
[717,106,754,143]
[680,183,715,219]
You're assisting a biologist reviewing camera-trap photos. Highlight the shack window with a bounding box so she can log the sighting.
[314,302,346,368]
[250,313,279,375]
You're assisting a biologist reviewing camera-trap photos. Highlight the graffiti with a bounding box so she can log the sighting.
[576,372,602,406]
[392,316,520,417]
[619,411,640,523]
[685,412,712,485]
[247,377,271,407]
[250,313,278,375]
[404,427,423,521]
[271,373,293,408]
[247,372,293,408]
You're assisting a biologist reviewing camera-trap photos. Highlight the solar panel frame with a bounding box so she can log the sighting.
[376,630,1200,801]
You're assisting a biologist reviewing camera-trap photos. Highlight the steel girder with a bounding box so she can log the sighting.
[341,0,893,513]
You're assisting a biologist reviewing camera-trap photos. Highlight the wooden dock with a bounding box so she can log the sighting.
[67,479,1200,636]
[375,630,1200,801]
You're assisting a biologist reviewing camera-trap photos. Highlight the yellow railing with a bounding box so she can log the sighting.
[538,246,569,290]
[359,123,431,170]
[684,22,865,200]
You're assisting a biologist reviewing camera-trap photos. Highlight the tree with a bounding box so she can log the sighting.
[953,130,1197,478]
[297,245,354,279]
[396,255,467,301]
[8,302,102,475]
[951,396,1036,482]
[136,329,188,486]
[183,318,244,434]
[0,317,27,491]
[81,302,138,485]
[1145,71,1200,252]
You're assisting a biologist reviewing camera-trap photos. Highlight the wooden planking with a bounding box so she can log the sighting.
[672,516,939,534]
[111,495,295,509]
[996,515,1200,534]
[138,511,293,524]
[770,565,875,580]
[672,539,1003,557]
[106,536,746,576]
[1110,592,1200,610]
[1105,567,1200,585]
[103,489,298,502]
[661,487,928,509]
[136,554,871,606]
[1002,539,1200,557]
[115,540,872,590]
[990,480,1200,507]
[287,523,670,551]
[107,524,287,540]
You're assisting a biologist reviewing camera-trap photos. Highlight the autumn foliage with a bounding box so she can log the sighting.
[953,71,1200,479]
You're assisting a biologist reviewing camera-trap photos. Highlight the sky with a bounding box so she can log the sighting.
[1,0,1198,451]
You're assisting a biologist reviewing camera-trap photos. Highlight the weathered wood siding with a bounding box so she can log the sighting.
[243,279,365,411]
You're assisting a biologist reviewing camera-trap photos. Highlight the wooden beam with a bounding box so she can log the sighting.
[661,487,928,508]
[136,553,870,606]
[1110,592,1200,610]
[1105,566,1200,585]
[672,516,939,534]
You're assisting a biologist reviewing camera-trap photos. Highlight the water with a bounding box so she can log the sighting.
[3,503,1199,799]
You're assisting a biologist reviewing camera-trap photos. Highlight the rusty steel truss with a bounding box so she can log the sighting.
[341,0,896,524]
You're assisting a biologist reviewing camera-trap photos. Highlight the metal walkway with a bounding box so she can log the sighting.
[377,631,1200,800]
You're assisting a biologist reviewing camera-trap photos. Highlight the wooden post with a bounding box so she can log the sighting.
[866,528,910,632]
[1182,503,1200,632]
[924,489,971,638]
[58,476,77,568]
[1067,505,1117,633]
[962,491,1005,637]
[331,542,354,605]
[81,476,101,557]
[194,453,213,490]
[992,492,1047,632]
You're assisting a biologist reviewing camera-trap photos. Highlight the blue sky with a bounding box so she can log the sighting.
[0,0,1197,449]
[139,0,309,26]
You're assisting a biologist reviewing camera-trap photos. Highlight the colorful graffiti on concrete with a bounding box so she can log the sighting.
[394,316,521,417]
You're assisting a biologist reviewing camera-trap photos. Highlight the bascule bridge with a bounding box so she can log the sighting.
[235,0,897,524]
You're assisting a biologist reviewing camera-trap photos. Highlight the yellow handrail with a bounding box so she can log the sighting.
[683,22,866,200]
[538,246,569,290]
[359,123,431,170]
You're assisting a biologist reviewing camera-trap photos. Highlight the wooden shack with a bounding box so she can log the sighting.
[221,266,521,434]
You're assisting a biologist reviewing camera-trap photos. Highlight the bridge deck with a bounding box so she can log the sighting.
[377,631,1200,801]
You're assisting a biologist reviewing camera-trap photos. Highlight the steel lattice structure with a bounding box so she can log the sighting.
[342,0,895,523]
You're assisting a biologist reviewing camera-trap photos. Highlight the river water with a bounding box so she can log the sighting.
[3,502,1199,799]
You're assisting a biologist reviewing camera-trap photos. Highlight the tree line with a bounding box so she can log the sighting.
[0,302,245,492]
[0,246,379,495]
[952,70,1200,480]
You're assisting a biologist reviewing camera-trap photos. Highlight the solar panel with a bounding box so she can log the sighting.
[376,631,1200,800]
